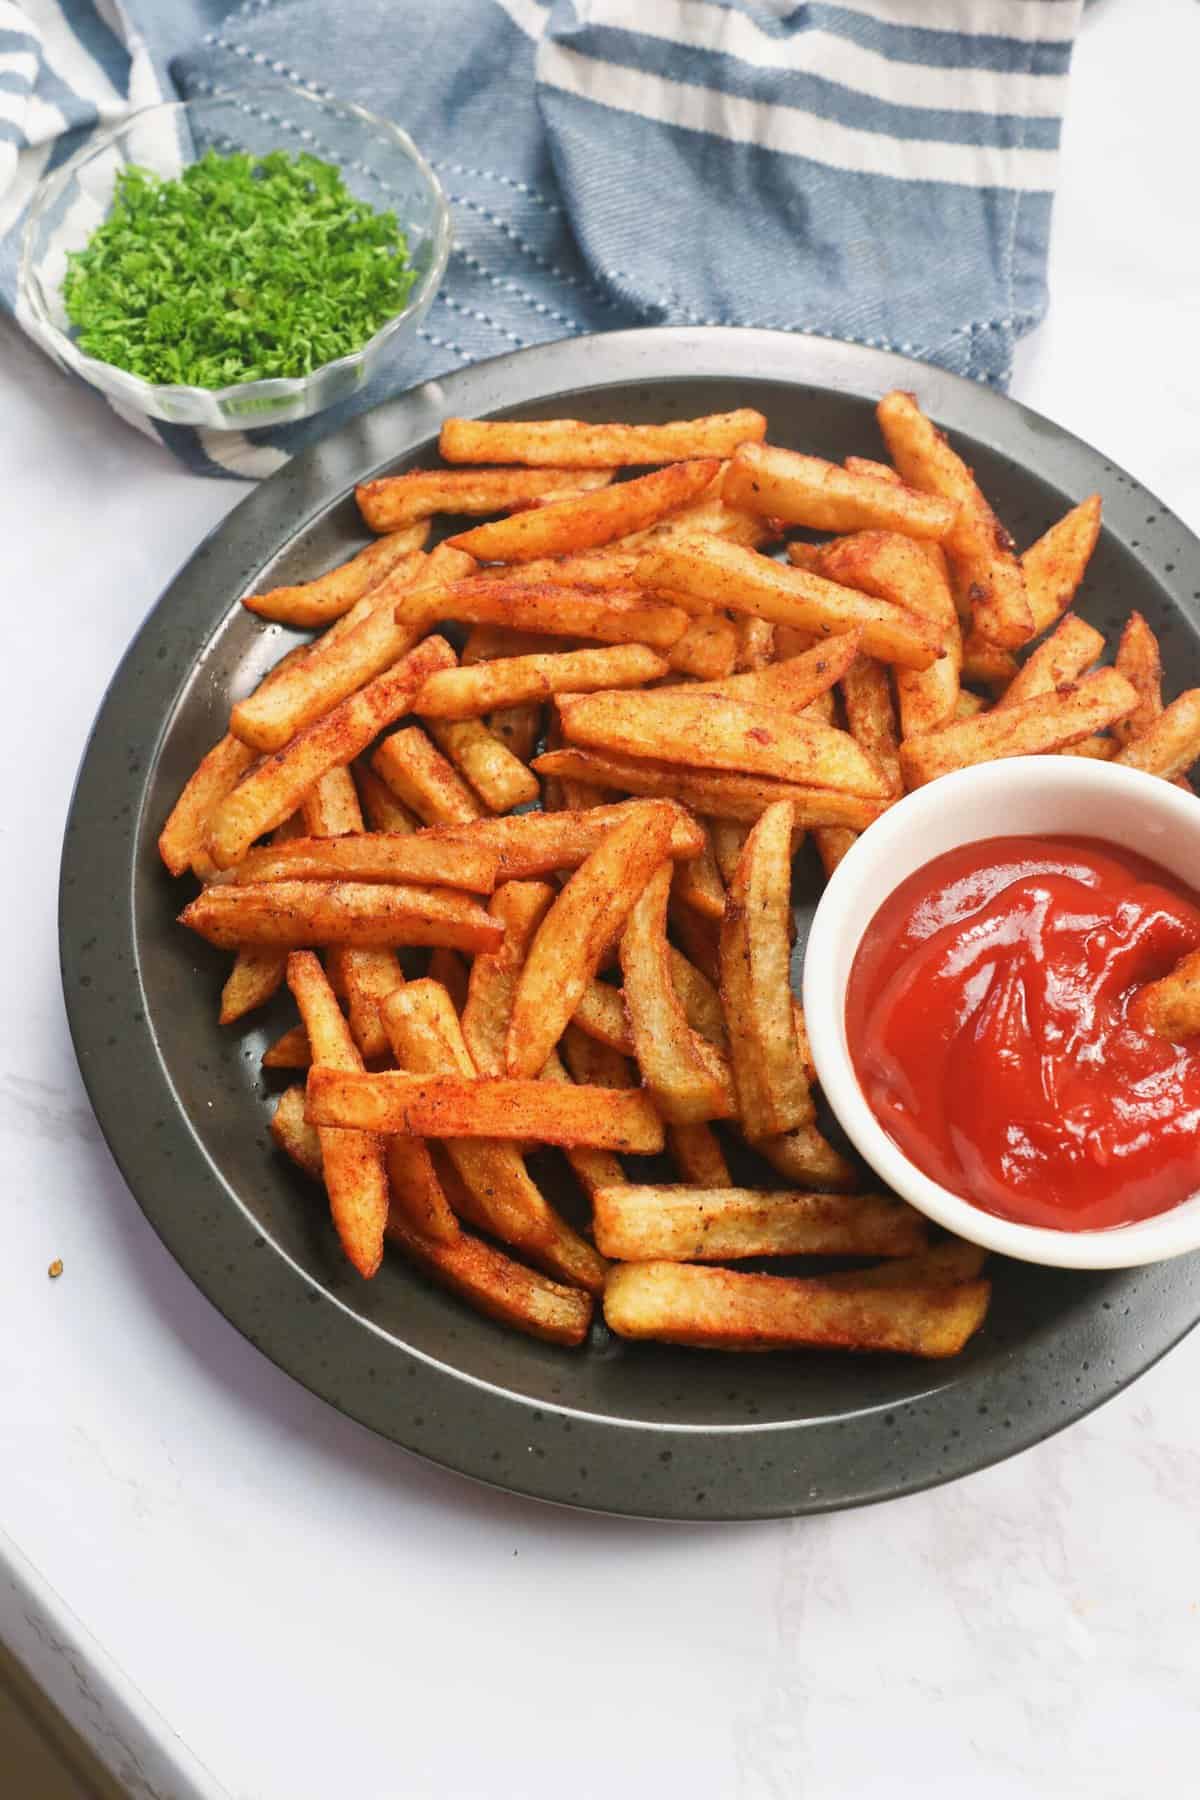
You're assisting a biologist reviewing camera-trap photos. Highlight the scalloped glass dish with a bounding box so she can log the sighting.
[19,84,451,432]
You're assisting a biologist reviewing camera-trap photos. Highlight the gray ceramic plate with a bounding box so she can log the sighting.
[60,328,1200,1520]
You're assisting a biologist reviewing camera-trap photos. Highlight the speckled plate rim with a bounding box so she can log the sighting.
[60,327,1200,1520]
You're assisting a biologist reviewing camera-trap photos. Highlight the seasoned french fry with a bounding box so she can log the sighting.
[734,614,776,671]
[287,952,388,1278]
[667,1122,732,1187]
[356,466,614,531]
[427,717,541,813]
[561,1021,635,1091]
[446,459,720,561]
[697,631,864,716]
[301,766,364,838]
[422,801,704,880]
[229,832,499,892]
[593,1187,926,1262]
[571,980,636,1056]
[158,732,255,876]
[372,726,483,826]
[325,944,405,1065]
[472,549,642,592]
[539,1048,628,1201]
[823,1240,987,1290]
[206,636,455,867]
[708,818,750,888]
[753,1123,858,1191]
[271,1083,324,1181]
[669,944,726,1042]
[461,623,561,663]
[1113,689,1200,780]
[488,702,542,763]
[263,1024,310,1069]
[1058,735,1117,761]
[961,631,1020,692]
[995,613,1105,710]
[877,389,1033,649]
[844,456,901,485]
[439,410,767,467]
[428,578,689,649]
[413,643,669,720]
[665,613,739,679]
[1131,948,1200,1041]
[900,668,1137,788]
[638,536,942,670]
[1113,611,1165,747]
[462,881,556,1077]
[309,1067,664,1151]
[507,801,678,1077]
[180,879,504,953]
[954,689,989,719]
[821,532,960,739]
[812,827,858,877]
[242,526,429,627]
[1023,494,1102,636]
[534,748,887,830]
[724,443,957,540]
[385,1212,593,1347]
[219,948,286,1026]
[427,947,470,1015]
[604,1261,990,1357]
[671,825,726,922]
[382,1130,461,1246]
[353,761,418,834]
[840,655,902,795]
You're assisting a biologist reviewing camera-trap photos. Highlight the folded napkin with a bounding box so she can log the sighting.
[0,0,1083,478]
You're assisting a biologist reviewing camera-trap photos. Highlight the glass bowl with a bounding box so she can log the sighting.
[19,84,451,431]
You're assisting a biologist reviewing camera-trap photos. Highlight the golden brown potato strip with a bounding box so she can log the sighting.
[325,945,405,1065]
[242,528,429,627]
[734,614,776,671]
[844,456,901,484]
[431,578,689,649]
[954,689,989,719]
[876,389,1033,649]
[219,948,286,1026]
[1112,689,1200,780]
[753,1123,858,1191]
[708,817,750,888]
[840,655,902,794]
[604,1261,989,1356]
[263,1024,310,1069]
[668,944,725,1044]
[461,881,556,1077]
[382,1132,460,1246]
[507,801,678,1078]
[720,800,813,1139]
[995,613,1105,710]
[671,826,726,922]
[356,466,613,531]
[301,766,364,837]
[158,733,256,876]
[1112,611,1165,747]
[1130,948,1200,1041]
[960,632,1020,692]
[813,827,858,878]
[724,443,957,540]
[446,459,720,561]
[823,1241,987,1290]
[534,749,886,830]
[385,1212,593,1346]
[426,717,540,813]
[461,622,561,663]
[427,947,470,1015]
[620,862,736,1124]
[287,951,388,1278]
[372,725,483,826]
[1059,735,1117,761]
[271,1083,324,1182]
[180,880,504,953]
[423,801,704,880]
[571,980,636,1056]
[352,762,418,834]
[593,1187,926,1262]
[488,702,542,763]
[439,410,766,467]
[665,613,739,679]
[473,549,642,592]
[694,632,862,718]
[414,643,668,720]
[1023,494,1102,636]
[230,831,498,893]
[900,668,1137,789]
[638,536,941,670]
[821,532,960,739]
[667,1122,732,1187]
[539,1048,628,1201]
[206,636,455,867]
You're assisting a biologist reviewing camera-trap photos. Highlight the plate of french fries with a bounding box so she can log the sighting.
[61,329,1200,1518]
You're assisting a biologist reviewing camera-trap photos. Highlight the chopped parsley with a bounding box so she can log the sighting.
[63,148,417,388]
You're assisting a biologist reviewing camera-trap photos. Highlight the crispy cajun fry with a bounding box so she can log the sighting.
[620,862,737,1123]
[823,1240,987,1290]
[954,689,989,719]
[840,655,902,795]
[263,1024,310,1068]
[813,827,858,877]
[300,765,363,837]
[1059,735,1117,761]
[413,643,669,720]
[383,1129,461,1246]
[353,761,418,834]
[206,636,455,867]
[446,459,720,561]
[1113,611,1165,747]
[539,1048,628,1201]
[488,702,542,763]
[603,1261,990,1356]
[822,532,960,739]
[428,578,689,650]
[219,948,286,1026]
[356,466,613,531]
[180,879,504,953]
[690,630,862,716]
[461,622,562,663]
[724,443,958,540]
[158,732,256,876]
[534,748,887,830]
[876,389,1033,650]
[426,716,541,813]
[507,801,678,1078]
[670,942,726,1040]
[995,613,1105,710]
[271,1083,324,1182]
[593,1187,926,1262]
[439,409,767,467]
[844,455,901,485]
[228,831,498,893]
[960,631,1020,692]
[461,880,556,1077]
[900,668,1137,789]
[242,527,429,627]
[386,1211,593,1346]
[754,1123,858,1191]
[665,612,739,679]
[671,825,726,922]
[571,978,636,1055]
[667,1122,732,1187]
[1112,689,1200,780]
[734,614,776,671]
[422,800,704,880]
[708,817,750,888]
[287,951,388,1278]
[638,536,942,670]
[1130,948,1200,1041]
[372,725,483,825]
[1023,494,1103,636]
[325,945,405,1065]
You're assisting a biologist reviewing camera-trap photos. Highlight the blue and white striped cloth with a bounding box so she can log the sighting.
[0,0,1083,478]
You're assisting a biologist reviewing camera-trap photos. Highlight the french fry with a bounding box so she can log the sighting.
[753,1123,857,1191]
[534,749,887,830]
[271,1083,325,1182]
[422,800,704,880]
[158,732,255,876]
[571,980,636,1056]
[667,1122,732,1187]
[724,443,958,540]
[734,614,776,670]
[720,800,814,1139]
[844,455,901,484]
[382,1128,461,1246]
[219,948,286,1026]
[325,944,405,1065]
[472,549,642,592]
[671,825,726,922]
[637,536,942,670]
[180,879,504,953]
[561,1021,634,1090]
[900,668,1137,788]
[539,1048,628,1201]
[488,702,542,763]
[954,689,989,719]
[427,947,471,1015]
[603,1261,990,1357]
[427,578,689,650]
[670,943,725,1038]
[462,881,555,1077]
[1113,611,1165,747]
[961,632,1020,692]
[1058,735,1117,761]
[229,833,498,892]
[813,827,858,877]
[353,761,418,834]
[708,817,750,888]
[823,1240,987,1290]
[593,1186,926,1262]
[1130,948,1200,1041]
[287,952,388,1278]
[263,1024,310,1069]
[356,466,613,531]
[821,533,960,739]
[692,632,859,716]
[556,688,889,796]
[995,613,1105,710]
[372,726,483,825]
[242,526,429,627]
[1113,689,1200,780]
[439,409,767,467]
[413,643,669,720]
[1023,494,1102,636]
[665,613,739,679]
[446,459,720,561]
[386,1211,593,1346]
[205,636,455,867]
[840,654,903,794]
[877,389,1033,649]
[426,717,541,813]
[301,765,364,837]
[620,862,737,1123]
[507,801,678,1077]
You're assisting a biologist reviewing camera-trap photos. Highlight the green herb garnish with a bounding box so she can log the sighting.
[63,148,417,388]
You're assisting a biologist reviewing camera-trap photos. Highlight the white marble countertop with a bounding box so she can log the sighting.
[3,4,1199,1795]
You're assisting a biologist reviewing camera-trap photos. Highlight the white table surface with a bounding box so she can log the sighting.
[4,4,1200,1796]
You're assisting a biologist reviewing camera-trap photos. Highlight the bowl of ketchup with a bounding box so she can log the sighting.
[804,755,1200,1268]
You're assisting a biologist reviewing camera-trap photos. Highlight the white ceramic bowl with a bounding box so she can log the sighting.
[803,755,1200,1269]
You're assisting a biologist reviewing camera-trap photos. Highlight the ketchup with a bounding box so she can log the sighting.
[845,836,1200,1231]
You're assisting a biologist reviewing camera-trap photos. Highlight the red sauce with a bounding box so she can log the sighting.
[845,835,1200,1231]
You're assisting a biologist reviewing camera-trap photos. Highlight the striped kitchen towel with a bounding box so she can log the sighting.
[0,0,1083,478]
